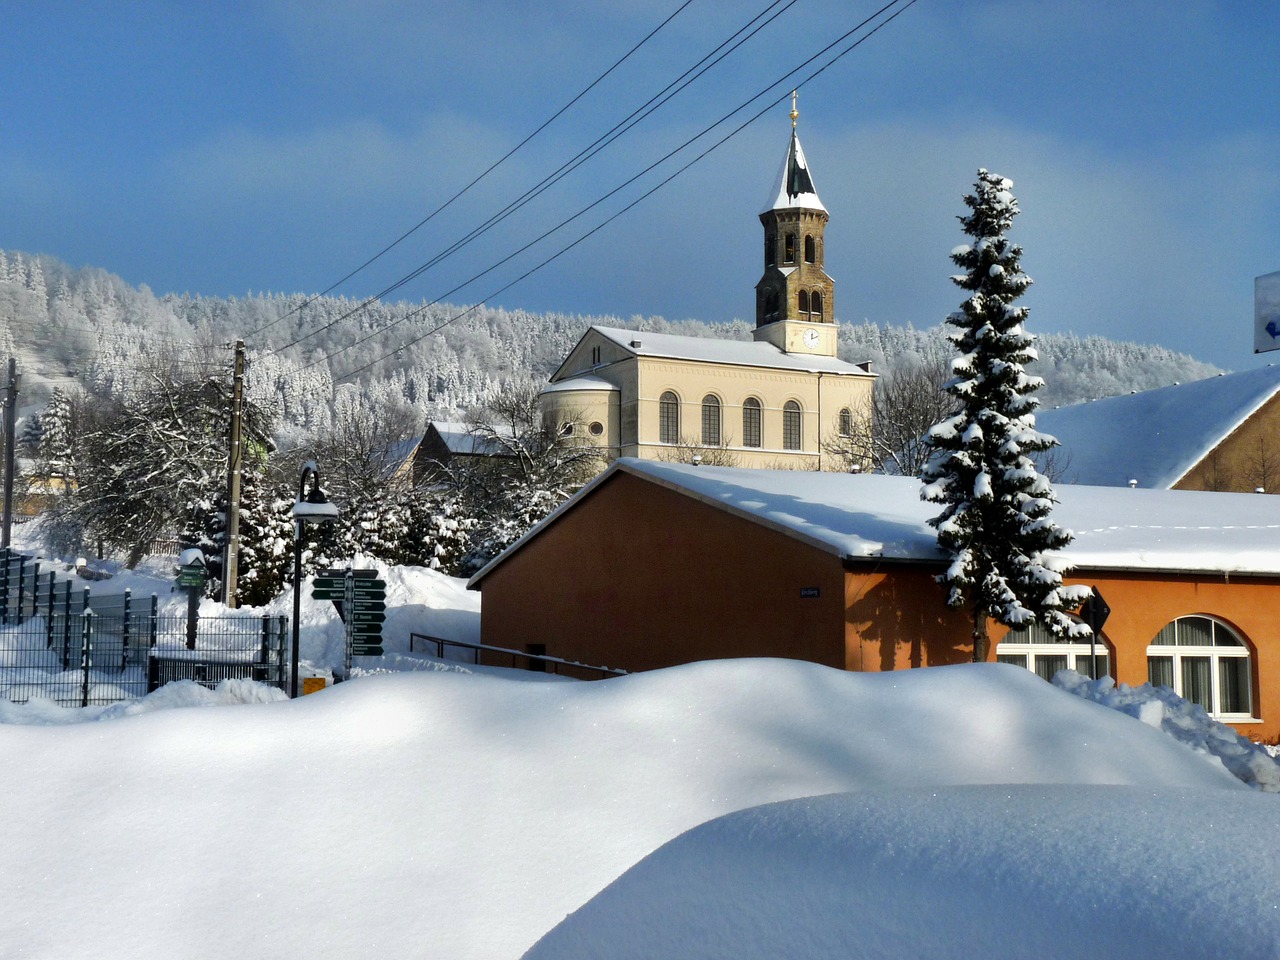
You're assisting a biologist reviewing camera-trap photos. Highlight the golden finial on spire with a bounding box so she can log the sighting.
[790,90,799,129]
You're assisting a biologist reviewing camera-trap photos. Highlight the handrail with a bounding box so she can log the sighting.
[409,633,626,678]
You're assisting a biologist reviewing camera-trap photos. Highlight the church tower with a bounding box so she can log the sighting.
[753,93,837,357]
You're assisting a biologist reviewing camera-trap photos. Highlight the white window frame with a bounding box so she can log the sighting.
[996,619,1109,681]
[658,391,680,445]
[1146,615,1255,721]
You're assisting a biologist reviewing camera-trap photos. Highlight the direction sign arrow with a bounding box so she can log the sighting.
[352,593,386,605]
[352,582,386,593]
[312,591,347,602]
[352,645,384,656]
[351,599,386,612]
[351,611,386,625]
[312,577,347,590]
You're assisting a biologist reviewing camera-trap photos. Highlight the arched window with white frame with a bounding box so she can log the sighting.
[1147,615,1254,719]
[997,619,1109,681]
[659,391,680,445]
[701,394,721,447]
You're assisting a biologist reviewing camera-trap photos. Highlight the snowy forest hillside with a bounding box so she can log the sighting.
[0,248,1221,430]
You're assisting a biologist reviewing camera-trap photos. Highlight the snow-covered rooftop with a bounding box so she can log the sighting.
[1036,365,1280,488]
[540,374,618,395]
[584,325,871,376]
[475,459,1280,583]
[427,420,514,455]
[764,129,826,214]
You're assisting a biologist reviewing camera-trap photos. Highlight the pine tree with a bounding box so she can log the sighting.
[921,169,1091,661]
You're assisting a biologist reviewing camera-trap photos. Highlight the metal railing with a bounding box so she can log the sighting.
[409,633,626,680]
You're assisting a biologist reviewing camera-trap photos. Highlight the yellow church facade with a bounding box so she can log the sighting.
[539,101,875,471]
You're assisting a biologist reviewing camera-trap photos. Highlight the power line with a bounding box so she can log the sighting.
[329,0,920,382]
[268,0,798,356]
[247,0,698,342]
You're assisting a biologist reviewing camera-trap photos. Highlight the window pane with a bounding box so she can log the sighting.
[1178,617,1213,647]
[1152,623,1177,647]
[742,400,761,448]
[701,396,721,446]
[1181,656,1212,710]
[1033,654,1068,682]
[1148,656,1174,688]
[1073,652,1109,679]
[997,654,1027,669]
[1218,657,1251,715]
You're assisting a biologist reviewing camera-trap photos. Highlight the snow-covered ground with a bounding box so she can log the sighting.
[3,527,1277,958]
[0,658,1272,960]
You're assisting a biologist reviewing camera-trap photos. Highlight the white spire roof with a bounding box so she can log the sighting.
[764,129,826,214]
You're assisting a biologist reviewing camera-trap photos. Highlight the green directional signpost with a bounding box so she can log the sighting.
[314,568,387,667]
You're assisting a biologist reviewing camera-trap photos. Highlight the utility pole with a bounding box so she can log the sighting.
[223,341,246,608]
[2,358,18,549]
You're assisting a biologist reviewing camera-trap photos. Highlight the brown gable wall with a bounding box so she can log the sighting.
[478,472,847,672]
[1176,391,1280,493]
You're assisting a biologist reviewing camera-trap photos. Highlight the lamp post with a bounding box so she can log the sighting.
[291,460,339,698]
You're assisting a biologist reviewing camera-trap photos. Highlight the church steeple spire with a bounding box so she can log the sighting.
[753,95,836,356]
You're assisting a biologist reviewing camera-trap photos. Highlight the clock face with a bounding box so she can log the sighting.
[802,328,819,347]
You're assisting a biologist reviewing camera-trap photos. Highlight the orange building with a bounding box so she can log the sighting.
[469,460,1280,741]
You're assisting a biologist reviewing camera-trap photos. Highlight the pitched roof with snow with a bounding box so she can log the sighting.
[470,459,1280,585]
[578,326,871,377]
[764,130,826,214]
[1035,365,1280,488]
[427,421,514,456]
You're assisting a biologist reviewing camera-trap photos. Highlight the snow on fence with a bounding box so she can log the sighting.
[0,548,289,707]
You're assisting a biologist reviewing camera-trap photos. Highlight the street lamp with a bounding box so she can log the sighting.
[291,460,339,698]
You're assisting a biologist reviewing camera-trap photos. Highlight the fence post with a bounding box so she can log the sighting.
[120,588,132,672]
[0,546,9,624]
[60,579,72,670]
[14,555,26,626]
[43,570,55,648]
[80,594,93,708]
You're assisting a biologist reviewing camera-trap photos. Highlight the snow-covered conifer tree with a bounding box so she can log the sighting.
[921,170,1091,661]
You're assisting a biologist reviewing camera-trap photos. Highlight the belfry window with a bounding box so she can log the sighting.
[804,235,816,264]
[765,235,776,268]
[811,291,823,319]
[798,290,809,316]
[701,395,722,446]
[764,289,779,322]
[784,234,795,264]
[659,391,680,444]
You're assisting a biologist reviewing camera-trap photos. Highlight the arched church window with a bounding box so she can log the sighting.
[701,395,722,447]
[783,400,802,451]
[742,397,762,448]
[805,235,816,263]
[765,234,776,268]
[798,290,809,316]
[784,234,795,264]
[838,407,853,437]
[1147,616,1253,718]
[659,391,680,444]
[811,291,823,319]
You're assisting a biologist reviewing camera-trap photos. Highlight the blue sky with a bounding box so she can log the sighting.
[2,1,1276,369]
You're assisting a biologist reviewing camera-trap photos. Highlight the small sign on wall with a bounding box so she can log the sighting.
[799,587,821,598]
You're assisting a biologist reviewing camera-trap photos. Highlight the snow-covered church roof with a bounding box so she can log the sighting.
[578,325,870,376]
[470,460,1280,586]
[1035,365,1280,488]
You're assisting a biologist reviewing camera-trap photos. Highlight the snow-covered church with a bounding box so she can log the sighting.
[538,97,876,470]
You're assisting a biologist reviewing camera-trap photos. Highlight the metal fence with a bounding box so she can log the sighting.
[0,548,289,707]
